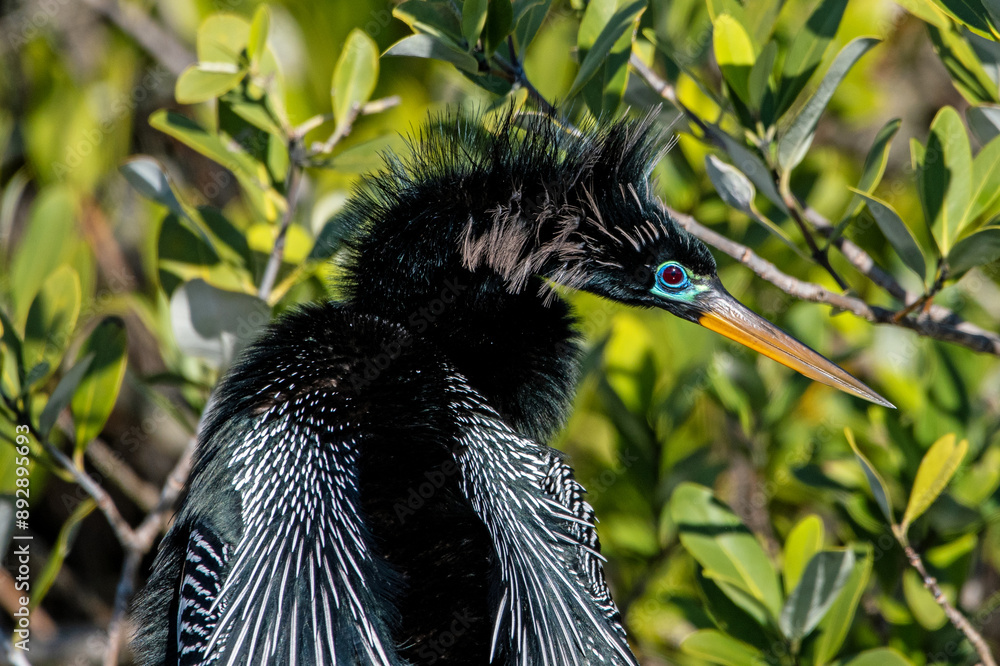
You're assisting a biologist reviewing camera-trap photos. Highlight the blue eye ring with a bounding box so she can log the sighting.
[655,262,690,291]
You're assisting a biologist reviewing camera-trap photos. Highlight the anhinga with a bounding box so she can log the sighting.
[134,111,890,666]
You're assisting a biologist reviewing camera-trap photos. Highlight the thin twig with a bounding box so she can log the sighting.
[671,208,1000,356]
[257,144,303,303]
[904,545,997,666]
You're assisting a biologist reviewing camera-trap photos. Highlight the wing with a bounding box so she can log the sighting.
[448,382,638,666]
[176,525,230,664]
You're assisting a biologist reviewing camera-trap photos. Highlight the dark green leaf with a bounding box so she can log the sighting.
[23,265,80,381]
[705,155,755,213]
[966,134,1000,224]
[511,0,552,58]
[845,428,895,526]
[853,191,927,280]
[70,317,128,456]
[30,498,95,611]
[394,0,464,44]
[462,0,489,47]
[920,106,973,254]
[927,23,997,104]
[778,37,880,170]
[483,0,514,56]
[748,40,777,113]
[120,156,187,218]
[38,353,94,438]
[968,104,1000,144]
[566,0,646,98]
[780,549,855,640]
[775,0,848,116]
[934,0,995,35]
[808,546,873,665]
[383,34,480,73]
[705,124,789,214]
[947,225,1000,273]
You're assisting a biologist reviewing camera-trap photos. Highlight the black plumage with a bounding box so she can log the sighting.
[134,109,888,665]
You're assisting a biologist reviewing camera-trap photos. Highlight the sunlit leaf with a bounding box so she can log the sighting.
[70,317,128,458]
[384,34,479,73]
[248,5,271,64]
[175,65,246,104]
[809,546,873,665]
[713,14,756,105]
[836,647,915,666]
[901,433,968,533]
[680,629,763,666]
[394,0,464,44]
[671,483,783,620]
[511,0,552,58]
[853,191,927,280]
[780,549,855,640]
[927,23,998,104]
[948,225,1000,273]
[843,118,902,220]
[462,0,489,47]
[902,567,948,629]
[333,30,380,130]
[197,13,251,65]
[919,106,973,255]
[775,0,848,117]
[783,515,824,593]
[566,0,645,97]
[23,265,80,381]
[38,353,93,438]
[778,37,879,171]
[965,134,1000,224]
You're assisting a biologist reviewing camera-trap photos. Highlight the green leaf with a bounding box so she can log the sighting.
[713,14,756,105]
[22,265,80,382]
[897,0,952,28]
[333,30,380,129]
[394,0,465,44]
[845,428,895,526]
[845,118,902,218]
[579,0,636,116]
[671,483,783,620]
[947,225,1000,273]
[462,0,489,47]
[120,156,188,218]
[70,317,127,457]
[29,498,95,611]
[705,155,756,214]
[247,4,271,64]
[809,546,873,665]
[901,433,968,533]
[965,134,1000,224]
[933,0,995,36]
[778,37,879,170]
[834,647,914,666]
[967,104,1000,144]
[38,353,94,439]
[680,629,764,666]
[566,0,645,98]
[775,0,848,116]
[853,191,927,280]
[197,13,251,65]
[224,93,284,137]
[902,568,948,629]
[483,0,513,56]
[383,34,480,73]
[0,308,23,399]
[783,515,824,593]
[920,106,974,254]
[927,23,997,105]
[706,124,789,214]
[748,40,777,113]
[511,0,552,58]
[780,549,855,641]
[175,65,246,104]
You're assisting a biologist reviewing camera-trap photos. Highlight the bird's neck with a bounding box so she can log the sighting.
[346,260,581,443]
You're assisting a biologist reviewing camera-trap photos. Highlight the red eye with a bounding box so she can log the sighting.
[657,263,687,288]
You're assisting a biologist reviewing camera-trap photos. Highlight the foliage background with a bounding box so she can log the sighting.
[1,0,1000,664]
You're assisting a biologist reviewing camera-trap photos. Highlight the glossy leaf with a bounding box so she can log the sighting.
[775,0,848,115]
[810,546,873,665]
[853,191,927,280]
[927,23,997,105]
[394,0,464,44]
[70,317,128,457]
[169,279,270,370]
[38,353,94,439]
[566,0,645,98]
[901,433,968,533]
[780,549,855,640]
[778,37,879,171]
[966,134,1000,224]
[333,30,379,129]
[680,629,763,666]
[384,34,479,73]
[671,483,783,620]
[22,265,80,381]
[197,14,250,65]
[706,155,755,214]
[120,156,187,218]
[968,104,1000,143]
[845,428,895,526]
[947,225,1000,273]
[713,14,756,104]
[783,514,824,593]
[175,65,246,104]
[920,106,973,255]
[462,0,489,47]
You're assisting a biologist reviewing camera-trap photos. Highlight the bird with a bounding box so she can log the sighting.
[132,109,891,666]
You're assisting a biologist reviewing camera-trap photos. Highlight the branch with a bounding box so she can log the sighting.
[904,545,997,666]
[258,142,304,303]
[670,209,1000,356]
[79,0,195,77]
